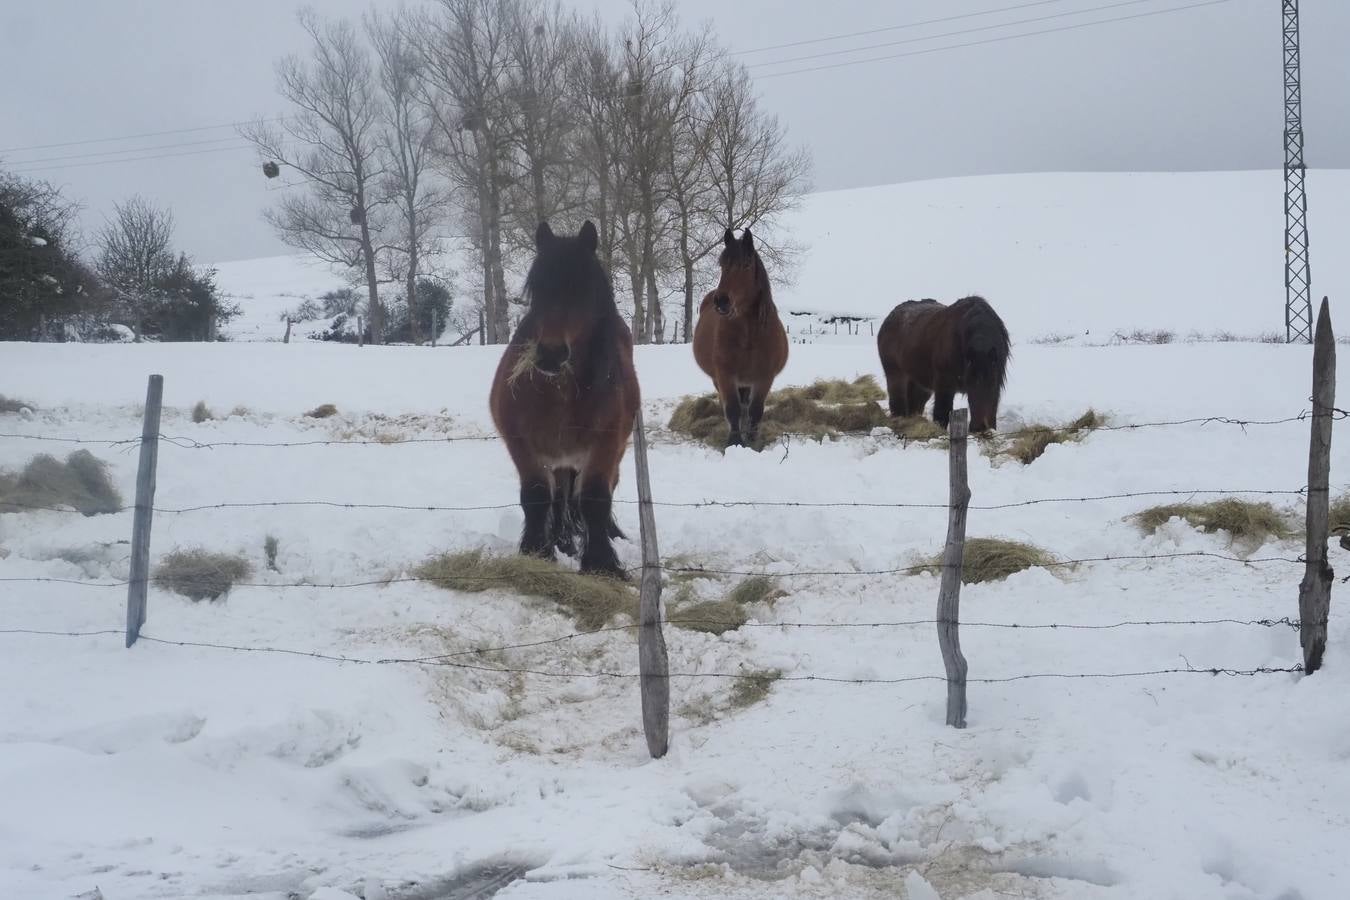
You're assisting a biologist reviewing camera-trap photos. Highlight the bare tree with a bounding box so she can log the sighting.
[566,16,625,280]
[411,0,516,343]
[241,9,390,343]
[704,62,812,275]
[368,8,446,344]
[96,194,174,297]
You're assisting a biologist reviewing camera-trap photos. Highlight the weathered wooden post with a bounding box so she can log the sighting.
[126,375,163,648]
[937,408,970,726]
[631,406,669,758]
[283,317,293,344]
[1300,297,1335,673]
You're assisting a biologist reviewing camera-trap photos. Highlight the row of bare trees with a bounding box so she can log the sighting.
[242,0,810,345]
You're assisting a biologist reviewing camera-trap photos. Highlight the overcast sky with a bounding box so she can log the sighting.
[3,0,1346,263]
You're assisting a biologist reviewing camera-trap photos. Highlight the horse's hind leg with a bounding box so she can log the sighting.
[551,468,579,557]
[519,471,554,560]
[883,364,910,417]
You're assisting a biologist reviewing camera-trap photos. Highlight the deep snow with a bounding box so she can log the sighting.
[2,336,1348,900]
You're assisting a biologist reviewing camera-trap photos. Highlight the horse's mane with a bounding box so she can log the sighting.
[522,233,624,389]
[952,295,1011,391]
[718,239,776,321]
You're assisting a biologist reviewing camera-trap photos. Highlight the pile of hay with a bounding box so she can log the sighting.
[154,549,253,601]
[1003,410,1104,464]
[415,549,635,629]
[305,403,338,419]
[669,574,784,635]
[923,537,1057,584]
[0,450,122,516]
[728,669,782,710]
[1133,499,1293,543]
[667,376,899,448]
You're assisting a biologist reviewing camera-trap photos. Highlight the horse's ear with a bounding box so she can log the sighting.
[578,220,599,254]
[535,221,554,250]
[741,228,755,254]
[723,227,735,248]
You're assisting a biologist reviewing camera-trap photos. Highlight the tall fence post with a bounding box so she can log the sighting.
[126,375,163,648]
[631,406,669,758]
[938,408,970,727]
[1300,297,1335,673]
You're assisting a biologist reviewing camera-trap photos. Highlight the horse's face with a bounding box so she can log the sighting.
[527,220,604,374]
[712,227,760,318]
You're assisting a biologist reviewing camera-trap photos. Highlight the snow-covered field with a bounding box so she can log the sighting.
[212,169,1350,345]
[3,169,1350,899]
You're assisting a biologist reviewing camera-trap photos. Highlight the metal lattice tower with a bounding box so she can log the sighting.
[1283,0,1312,343]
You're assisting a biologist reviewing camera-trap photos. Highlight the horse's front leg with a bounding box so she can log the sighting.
[519,473,555,560]
[932,388,955,429]
[717,379,744,447]
[745,389,767,449]
[577,472,625,579]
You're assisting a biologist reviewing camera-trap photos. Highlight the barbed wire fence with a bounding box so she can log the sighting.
[0,305,1338,755]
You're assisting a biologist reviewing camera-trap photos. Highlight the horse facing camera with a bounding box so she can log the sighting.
[713,293,731,316]
[534,342,570,375]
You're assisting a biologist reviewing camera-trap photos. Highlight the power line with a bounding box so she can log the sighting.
[7,136,250,167]
[9,144,257,176]
[755,0,1233,81]
[746,0,1162,70]
[733,0,1074,55]
[0,116,289,156]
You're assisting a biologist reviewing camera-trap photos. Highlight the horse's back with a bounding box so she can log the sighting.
[878,299,943,362]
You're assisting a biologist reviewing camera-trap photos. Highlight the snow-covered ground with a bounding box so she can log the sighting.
[2,335,1348,900]
[4,168,1350,899]
[212,169,1350,345]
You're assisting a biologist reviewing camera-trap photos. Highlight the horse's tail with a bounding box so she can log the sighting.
[959,296,1011,392]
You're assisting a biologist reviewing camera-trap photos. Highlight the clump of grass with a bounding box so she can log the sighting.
[415,549,634,629]
[305,403,338,419]
[191,400,214,423]
[923,537,1057,585]
[1112,328,1175,345]
[0,395,35,414]
[773,375,884,404]
[667,377,891,449]
[728,669,782,710]
[0,450,122,516]
[1134,499,1294,543]
[892,416,947,443]
[724,574,785,607]
[1004,410,1103,464]
[670,575,783,634]
[154,549,253,601]
[1330,494,1350,535]
[263,535,280,572]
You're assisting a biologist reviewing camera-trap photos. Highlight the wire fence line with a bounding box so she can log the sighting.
[0,550,1309,594]
[0,488,1314,517]
[0,628,1306,683]
[0,408,1341,451]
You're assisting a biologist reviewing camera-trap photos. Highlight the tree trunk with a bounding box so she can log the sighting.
[357,215,383,346]
[627,255,645,343]
[645,263,663,345]
[486,153,510,343]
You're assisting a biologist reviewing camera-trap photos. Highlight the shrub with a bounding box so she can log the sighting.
[0,450,122,516]
[264,535,280,572]
[154,549,252,601]
[305,403,338,419]
[415,550,634,629]
[191,400,213,423]
[0,395,35,414]
[1133,500,1293,543]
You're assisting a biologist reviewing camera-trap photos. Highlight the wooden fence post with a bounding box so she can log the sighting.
[126,375,163,648]
[283,317,292,344]
[1300,297,1335,673]
[938,408,970,726]
[631,406,669,758]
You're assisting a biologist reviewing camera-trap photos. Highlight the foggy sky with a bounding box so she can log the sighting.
[3,0,1346,263]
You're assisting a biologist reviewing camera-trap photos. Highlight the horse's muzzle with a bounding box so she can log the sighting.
[713,293,731,316]
[534,342,570,375]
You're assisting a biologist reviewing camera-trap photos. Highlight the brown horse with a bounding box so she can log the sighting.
[489,220,639,578]
[876,295,1010,432]
[692,228,789,448]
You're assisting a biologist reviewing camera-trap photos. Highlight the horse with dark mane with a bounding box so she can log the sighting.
[489,220,639,578]
[692,228,789,448]
[876,295,1010,432]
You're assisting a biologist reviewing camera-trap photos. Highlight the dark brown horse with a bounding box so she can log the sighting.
[692,228,789,448]
[876,295,1010,432]
[489,220,639,578]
